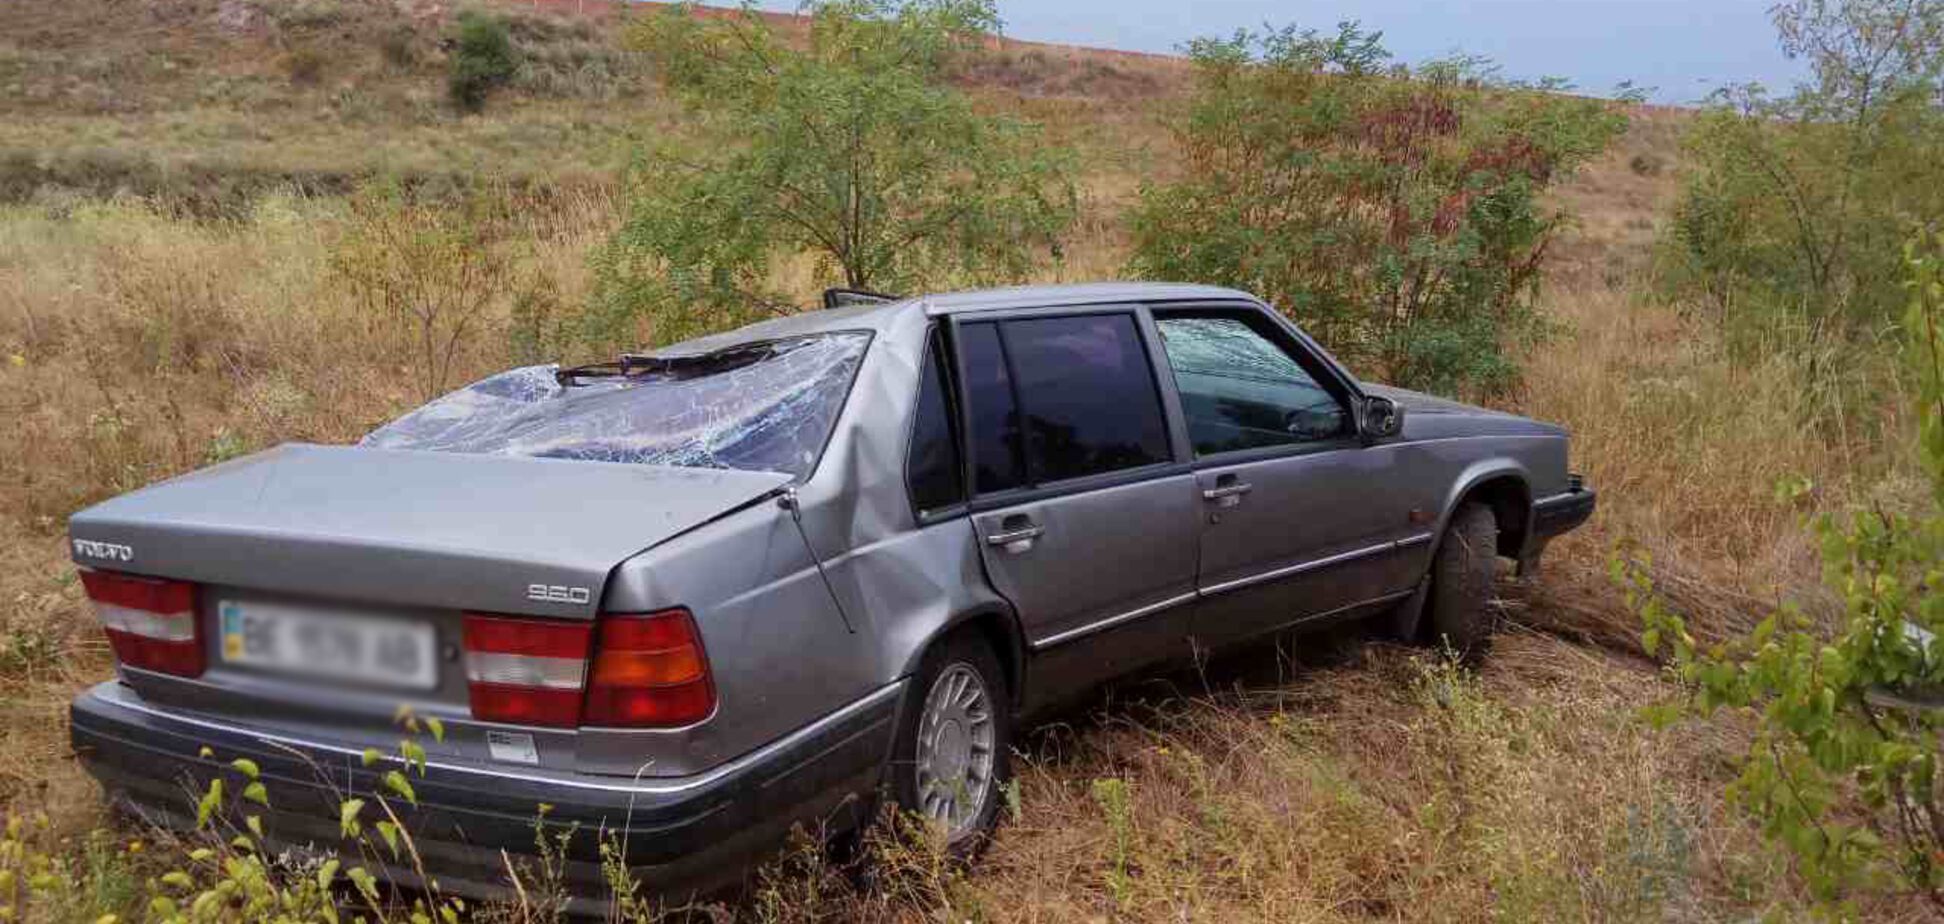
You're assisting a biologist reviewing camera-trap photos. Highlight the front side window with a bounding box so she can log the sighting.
[1154,314,1350,456]
[1001,313,1171,483]
[906,327,965,515]
[362,332,871,481]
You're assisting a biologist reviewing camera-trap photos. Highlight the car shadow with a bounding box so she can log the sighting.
[1013,616,1393,765]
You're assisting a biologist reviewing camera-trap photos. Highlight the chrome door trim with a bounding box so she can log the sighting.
[1027,531,1436,652]
[1201,533,1435,598]
[1029,591,1198,651]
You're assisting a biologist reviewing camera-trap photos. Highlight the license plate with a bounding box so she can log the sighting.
[219,600,438,690]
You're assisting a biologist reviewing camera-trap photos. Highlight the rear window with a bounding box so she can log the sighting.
[362,333,871,481]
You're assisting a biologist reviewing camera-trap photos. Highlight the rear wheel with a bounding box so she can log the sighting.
[1426,502,1500,658]
[888,631,1011,855]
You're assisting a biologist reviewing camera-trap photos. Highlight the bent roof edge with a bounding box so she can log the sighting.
[918,281,1258,315]
[655,282,1262,354]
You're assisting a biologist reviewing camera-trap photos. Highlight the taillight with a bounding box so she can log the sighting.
[583,609,716,727]
[462,614,593,728]
[461,609,715,729]
[80,568,203,677]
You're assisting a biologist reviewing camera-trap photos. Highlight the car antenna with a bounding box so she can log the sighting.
[776,488,856,634]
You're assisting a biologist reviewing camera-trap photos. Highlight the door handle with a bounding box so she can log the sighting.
[984,524,1045,554]
[1202,482,1253,507]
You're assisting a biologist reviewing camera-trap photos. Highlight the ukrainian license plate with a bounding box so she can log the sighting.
[219,600,438,690]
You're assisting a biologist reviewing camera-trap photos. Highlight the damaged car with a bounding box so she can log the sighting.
[66,282,1594,907]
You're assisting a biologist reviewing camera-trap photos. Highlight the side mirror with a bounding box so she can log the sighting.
[1360,395,1404,442]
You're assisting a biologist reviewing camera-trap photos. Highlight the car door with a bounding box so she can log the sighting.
[1151,307,1422,650]
[954,308,1202,701]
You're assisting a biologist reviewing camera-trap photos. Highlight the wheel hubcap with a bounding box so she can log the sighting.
[914,662,995,837]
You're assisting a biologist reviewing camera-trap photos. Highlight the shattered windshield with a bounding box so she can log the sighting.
[362,332,871,480]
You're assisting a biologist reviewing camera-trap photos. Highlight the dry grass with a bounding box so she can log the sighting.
[0,2,1934,921]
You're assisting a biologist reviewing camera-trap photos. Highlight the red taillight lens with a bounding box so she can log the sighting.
[462,614,593,728]
[583,609,716,728]
[80,568,203,677]
[462,609,715,729]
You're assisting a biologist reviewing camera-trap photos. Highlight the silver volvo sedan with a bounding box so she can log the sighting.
[66,283,1593,906]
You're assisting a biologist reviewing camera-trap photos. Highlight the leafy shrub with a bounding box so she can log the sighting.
[1623,231,1944,910]
[1127,24,1624,397]
[591,0,1076,347]
[331,183,506,399]
[0,714,462,923]
[448,11,519,113]
[1657,0,1944,356]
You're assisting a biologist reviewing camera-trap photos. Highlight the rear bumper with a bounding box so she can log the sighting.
[70,679,902,912]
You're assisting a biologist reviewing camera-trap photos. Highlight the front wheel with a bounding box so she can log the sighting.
[1425,502,1501,658]
[887,631,1012,855]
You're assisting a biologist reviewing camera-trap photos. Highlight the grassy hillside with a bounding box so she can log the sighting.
[0,2,1929,920]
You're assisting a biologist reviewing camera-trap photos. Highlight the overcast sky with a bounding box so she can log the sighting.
[745,0,1811,104]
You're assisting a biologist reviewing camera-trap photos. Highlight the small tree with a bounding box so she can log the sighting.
[1128,24,1624,397]
[332,185,505,400]
[589,0,1076,348]
[1624,231,1944,909]
[1661,0,1944,352]
[449,11,519,113]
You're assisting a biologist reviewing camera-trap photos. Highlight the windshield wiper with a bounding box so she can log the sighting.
[554,353,668,386]
[554,342,780,387]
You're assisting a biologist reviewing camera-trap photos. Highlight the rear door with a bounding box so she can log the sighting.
[1151,307,1421,650]
[954,308,1201,697]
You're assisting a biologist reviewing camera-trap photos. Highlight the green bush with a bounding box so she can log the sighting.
[590,0,1076,348]
[1127,24,1623,397]
[1657,0,1944,357]
[448,11,519,113]
[1623,231,1944,910]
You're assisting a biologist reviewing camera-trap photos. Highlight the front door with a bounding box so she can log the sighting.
[1150,310,1418,650]
[954,311,1201,699]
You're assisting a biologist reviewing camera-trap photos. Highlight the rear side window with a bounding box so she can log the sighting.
[906,327,965,515]
[958,322,1026,493]
[1000,313,1170,484]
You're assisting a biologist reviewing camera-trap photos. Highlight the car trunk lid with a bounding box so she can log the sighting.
[68,443,792,619]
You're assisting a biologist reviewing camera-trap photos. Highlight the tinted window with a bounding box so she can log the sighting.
[1003,314,1170,483]
[958,322,1026,493]
[1155,315,1350,456]
[906,328,965,514]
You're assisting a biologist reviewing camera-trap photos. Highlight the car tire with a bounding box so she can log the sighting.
[886,630,1012,857]
[1426,502,1500,658]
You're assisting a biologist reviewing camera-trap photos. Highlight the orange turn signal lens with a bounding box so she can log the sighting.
[582,609,715,727]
